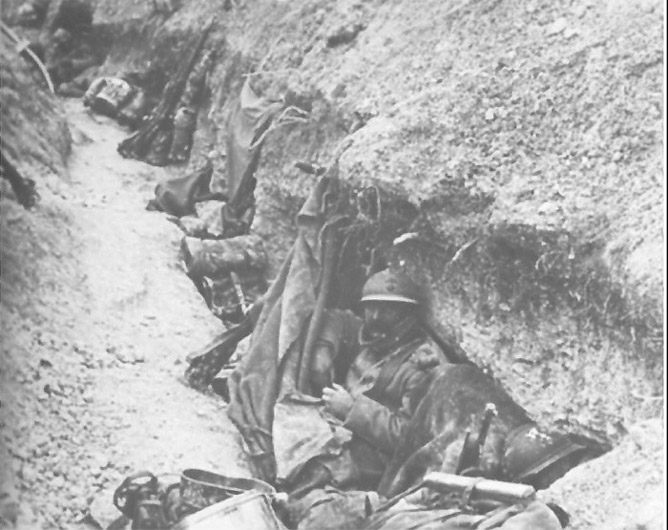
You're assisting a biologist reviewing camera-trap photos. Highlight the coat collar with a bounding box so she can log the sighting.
[358,315,425,354]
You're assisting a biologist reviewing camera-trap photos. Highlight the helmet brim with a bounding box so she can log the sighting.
[360,294,419,305]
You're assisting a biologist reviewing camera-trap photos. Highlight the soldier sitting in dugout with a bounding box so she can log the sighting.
[284,269,445,497]
[283,269,598,524]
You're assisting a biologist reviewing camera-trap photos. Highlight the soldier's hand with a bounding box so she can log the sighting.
[322,384,354,419]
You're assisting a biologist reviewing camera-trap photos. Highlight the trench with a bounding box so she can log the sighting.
[0,100,255,529]
[1,0,664,528]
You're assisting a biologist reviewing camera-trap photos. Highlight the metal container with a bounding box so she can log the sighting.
[180,468,276,512]
[173,490,287,530]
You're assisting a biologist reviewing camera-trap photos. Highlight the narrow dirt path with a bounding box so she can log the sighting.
[1,101,249,529]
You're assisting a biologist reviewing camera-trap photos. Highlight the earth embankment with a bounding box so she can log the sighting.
[90,0,664,442]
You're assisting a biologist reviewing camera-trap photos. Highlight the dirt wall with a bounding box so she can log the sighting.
[93,0,664,436]
[1,29,71,184]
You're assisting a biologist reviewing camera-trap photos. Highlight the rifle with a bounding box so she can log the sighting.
[118,20,213,161]
[423,320,474,366]
[184,302,260,390]
[296,199,349,392]
[455,403,498,475]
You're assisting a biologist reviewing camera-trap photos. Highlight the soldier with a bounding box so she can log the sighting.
[285,269,443,497]
[44,27,98,90]
[282,270,594,530]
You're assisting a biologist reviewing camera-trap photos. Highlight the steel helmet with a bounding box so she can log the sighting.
[360,270,421,305]
[502,424,589,486]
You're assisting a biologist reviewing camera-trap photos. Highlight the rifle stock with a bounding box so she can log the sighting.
[184,301,261,389]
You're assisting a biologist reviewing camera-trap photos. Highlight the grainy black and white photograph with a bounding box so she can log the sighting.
[0,0,665,528]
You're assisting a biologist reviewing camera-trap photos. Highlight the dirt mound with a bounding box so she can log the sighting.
[539,418,664,529]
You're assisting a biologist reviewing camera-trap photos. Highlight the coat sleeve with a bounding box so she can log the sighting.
[343,365,430,454]
[310,310,362,394]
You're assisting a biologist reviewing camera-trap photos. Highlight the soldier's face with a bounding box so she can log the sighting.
[363,301,411,337]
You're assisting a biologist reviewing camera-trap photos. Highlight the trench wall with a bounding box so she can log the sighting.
[90,0,664,444]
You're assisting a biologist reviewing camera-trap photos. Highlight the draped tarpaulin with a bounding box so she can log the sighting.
[226,176,344,483]
[222,79,283,199]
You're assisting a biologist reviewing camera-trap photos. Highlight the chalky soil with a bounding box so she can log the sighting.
[0,101,248,529]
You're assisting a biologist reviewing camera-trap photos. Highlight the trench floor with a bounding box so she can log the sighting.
[1,101,249,529]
